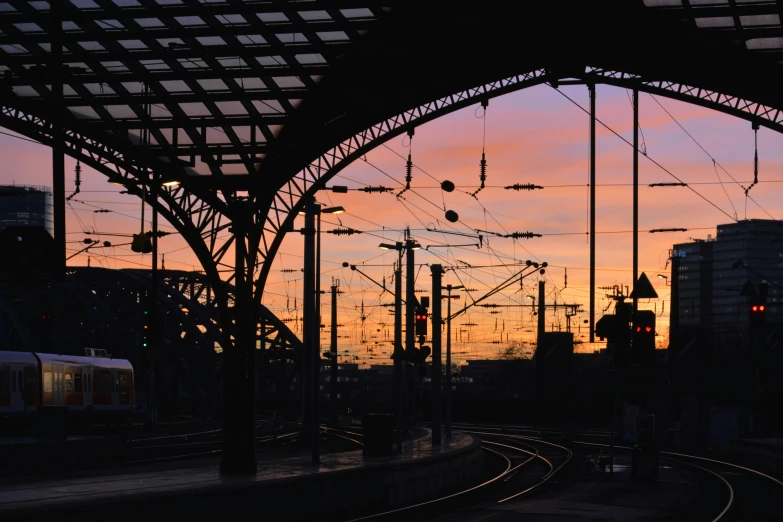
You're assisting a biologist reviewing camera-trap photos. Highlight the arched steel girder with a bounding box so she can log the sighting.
[2,63,783,309]
[0,101,237,318]
[254,64,783,295]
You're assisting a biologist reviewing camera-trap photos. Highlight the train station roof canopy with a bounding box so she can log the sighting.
[2,0,783,193]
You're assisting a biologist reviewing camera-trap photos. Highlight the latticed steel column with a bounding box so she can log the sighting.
[220,198,258,475]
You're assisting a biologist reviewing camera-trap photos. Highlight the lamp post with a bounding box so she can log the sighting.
[380,242,405,450]
[307,204,345,462]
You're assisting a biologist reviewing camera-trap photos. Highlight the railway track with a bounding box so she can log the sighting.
[336,427,572,521]
[454,423,783,522]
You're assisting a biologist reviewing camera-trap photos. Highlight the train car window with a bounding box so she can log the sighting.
[113,374,119,393]
[64,373,73,394]
[119,372,130,395]
[86,373,91,393]
[43,371,52,393]
[18,371,23,394]
[11,371,16,393]
[74,373,82,393]
[102,374,110,394]
[24,371,36,399]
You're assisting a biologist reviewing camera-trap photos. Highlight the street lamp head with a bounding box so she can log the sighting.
[409,242,422,250]
[657,274,668,280]
[379,243,398,250]
[322,206,346,214]
[526,295,535,300]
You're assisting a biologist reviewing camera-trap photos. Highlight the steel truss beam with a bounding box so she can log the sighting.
[253,65,783,294]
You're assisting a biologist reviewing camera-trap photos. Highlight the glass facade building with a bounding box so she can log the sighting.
[673,220,783,328]
[0,185,52,235]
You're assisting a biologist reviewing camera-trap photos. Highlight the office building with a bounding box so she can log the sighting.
[0,185,52,234]
[672,219,783,329]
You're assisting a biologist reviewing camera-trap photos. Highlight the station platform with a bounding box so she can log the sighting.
[0,430,482,522]
[732,437,783,474]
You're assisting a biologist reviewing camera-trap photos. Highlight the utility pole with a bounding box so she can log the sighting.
[538,280,546,344]
[430,265,443,446]
[444,284,462,441]
[405,230,416,421]
[633,89,639,312]
[329,279,339,427]
[589,83,597,343]
[302,200,318,463]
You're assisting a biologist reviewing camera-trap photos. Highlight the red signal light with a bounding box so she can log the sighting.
[645,326,652,333]
[636,326,641,332]
[760,305,766,312]
[752,305,758,312]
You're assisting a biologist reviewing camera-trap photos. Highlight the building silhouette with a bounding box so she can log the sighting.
[673,219,783,329]
[0,185,52,235]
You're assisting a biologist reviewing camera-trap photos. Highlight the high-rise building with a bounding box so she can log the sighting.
[0,185,52,235]
[672,219,783,329]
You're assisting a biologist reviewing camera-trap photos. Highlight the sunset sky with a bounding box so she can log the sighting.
[3,82,783,366]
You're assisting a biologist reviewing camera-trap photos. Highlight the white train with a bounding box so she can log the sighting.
[0,351,135,416]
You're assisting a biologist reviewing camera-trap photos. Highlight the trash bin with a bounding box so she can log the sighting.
[362,413,394,456]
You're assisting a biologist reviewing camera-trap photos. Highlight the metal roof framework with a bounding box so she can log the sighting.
[2,0,783,324]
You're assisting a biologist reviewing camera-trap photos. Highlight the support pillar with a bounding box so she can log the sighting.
[633,89,639,312]
[430,265,443,446]
[589,83,597,343]
[330,280,339,427]
[302,200,320,463]
[51,2,65,281]
[220,199,257,475]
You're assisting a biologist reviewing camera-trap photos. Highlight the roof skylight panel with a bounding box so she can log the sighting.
[695,16,735,28]
[79,41,106,51]
[119,39,147,49]
[215,101,248,115]
[0,44,27,54]
[175,16,207,27]
[196,36,227,46]
[295,53,326,64]
[135,18,165,28]
[299,11,332,21]
[237,34,267,46]
[13,23,43,33]
[740,14,781,27]
[272,76,305,89]
[197,78,229,91]
[71,0,100,8]
[316,31,349,41]
[339,8,375,19]
[747,37,783,49]
[257,13,290,24]
[277,33,308,44]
